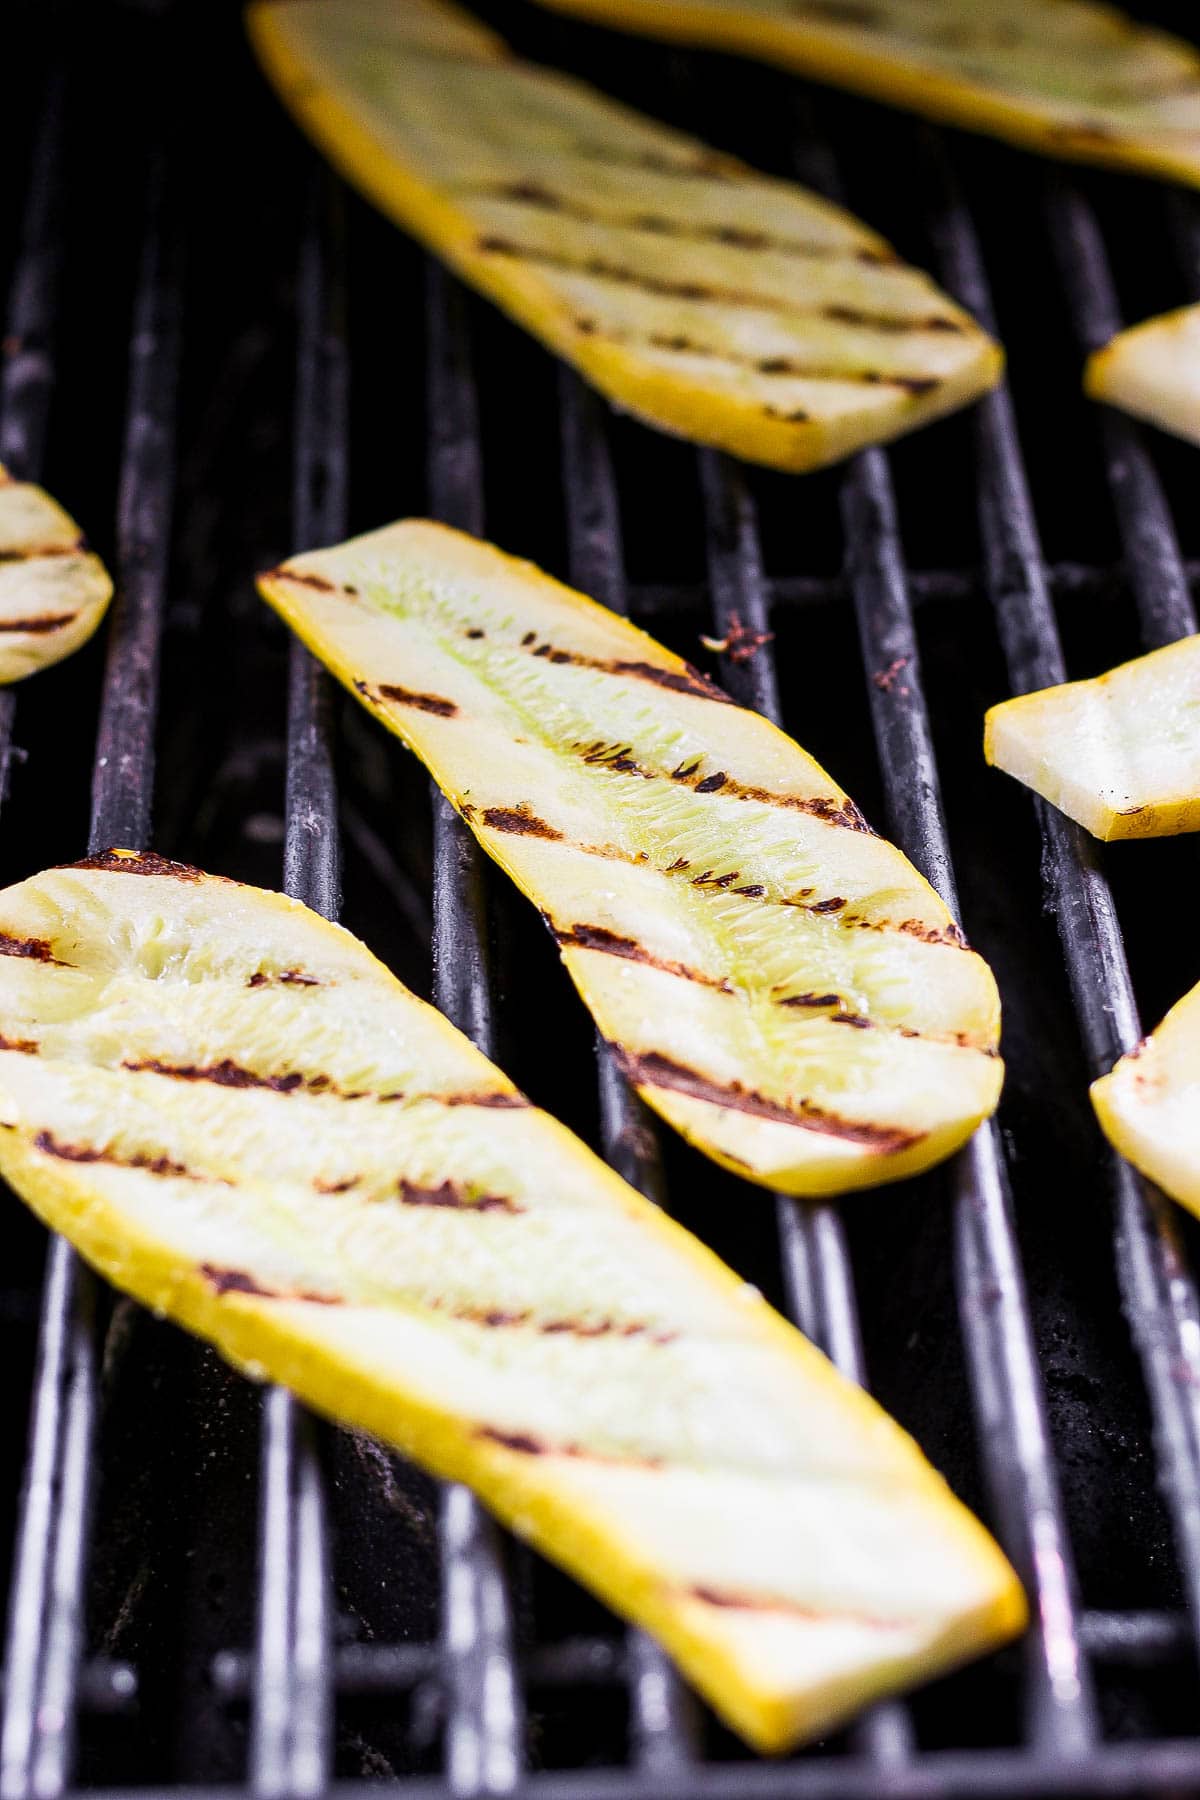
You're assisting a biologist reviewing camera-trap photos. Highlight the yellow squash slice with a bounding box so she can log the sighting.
[0,850,1025,1751]
[1086,304,1200,447]
[984,636,1200,841]
[246,0,1001,474]
[0,466,112,683]
[1093,976,1200,1220]
[530,0,1200,192]
[259,520,1004,1198]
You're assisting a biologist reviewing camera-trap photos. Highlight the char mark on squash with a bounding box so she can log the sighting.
[0,542,82,563]
[201,1264,341,1304]
[72,849,203,881]
[689,1583,905,1627]
[0,611,79,633]
[476,1425,661,1466]
[398,1177,522,1215]
[778,992,843,1009]
[247,968,322,988]
[566,142,735,181]
[519,634,731,703]
[0,1033,38,1053]
[123,1056,349,1098]
[554,921,731,991]
[353,678,458,718]
[34,1129,200,1180]
[441,1089,529,1108]
[453,1304,675,1341]
[477,1427,547,1455]
[0,930,69,966]
[271,566,334,593]
[474,804,564,839]
[613,1048,921,1151]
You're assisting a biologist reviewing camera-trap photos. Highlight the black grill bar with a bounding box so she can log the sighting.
[556,367,700,1774]
[694,445,916,1771]
[0,158,181,1800]
[250,176,344,1800]
[933,157,1200,1688]
[425,262,523,1797]
[1046,184,1198,647]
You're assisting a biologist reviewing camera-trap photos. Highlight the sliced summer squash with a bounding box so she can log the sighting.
[258,520,1004,1198]
[1086,304,1200,447]
[0,850,1025,1751]
[0,466,112,683]
[1093,977,1200,1219]
[984,636,1200,841]
[246,0,1001,474]
[530,0,1200,192]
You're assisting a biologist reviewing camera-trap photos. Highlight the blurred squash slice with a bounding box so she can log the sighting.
[1093,977,1200,1219]
[1086,304,1200,447]
[0,850,1025,1753]
[984,636,1200,841]
[246,0,1000,474]
[0,466,111,683]
[258,518,1004,1198]
[528,0,1200,192]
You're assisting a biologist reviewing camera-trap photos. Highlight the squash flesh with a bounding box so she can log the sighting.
[0,850,1024,1752]
[1085,304,1200,448]
[528,0,1200,191]
[1093,978,1200,1220]
[258,519,1003,1197]
[0,466,112,683]
[984,636,1200,841]
[246,0,1000,475]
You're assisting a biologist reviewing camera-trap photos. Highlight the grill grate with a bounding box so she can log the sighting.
[6,0,1200,1794]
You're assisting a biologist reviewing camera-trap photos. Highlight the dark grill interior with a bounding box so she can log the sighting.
[6,1,1200,1793]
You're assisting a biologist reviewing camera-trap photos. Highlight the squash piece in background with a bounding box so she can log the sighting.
[1094,977,1200,1220]
[528,0,1200,192]
[0,466,112,683]
[1086,304,1200,447]
[246,0,1001,475]
[984,635,1200,842]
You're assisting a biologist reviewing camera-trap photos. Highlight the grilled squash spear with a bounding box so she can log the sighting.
[246,0,1000,474]
[0,850,1025,1751]
[985,636,1200,841]
[0,466,111,683]
[530,0,1200,192]
[1086,304,1200,448]
[1093,977,1200,1221]
[259,520,1004,1198]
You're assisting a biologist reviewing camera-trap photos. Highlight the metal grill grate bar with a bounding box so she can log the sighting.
[425,263,522,1798]
[932,162,1200,1687]
[249,176,344,1800]
[0,155,181,1799]
[557,368,700,1773]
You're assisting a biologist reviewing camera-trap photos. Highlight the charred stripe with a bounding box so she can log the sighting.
[201,1264,341,1304]
[354,678,459,717]
[554,921,732,992]
[0,930,70,966]
[398,1177,522,1215]
[34,1129,206,1181]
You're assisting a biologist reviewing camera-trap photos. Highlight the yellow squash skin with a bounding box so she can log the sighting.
[259,519,1004,1198]
[246,0,1000,475]
[0,465,112,683]
[528,0,1200,192]
[0,851,1025,1753]
[1093,977,1200,1220]
[984,636,1200,842]
[1086,304,1200,448]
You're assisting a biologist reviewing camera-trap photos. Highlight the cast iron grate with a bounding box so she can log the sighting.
[3,0,1200,1794]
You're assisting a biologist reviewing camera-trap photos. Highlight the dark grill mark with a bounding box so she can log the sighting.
[476,236,965,336]
[470,180,893,263]
[247,968,322,989]
[0,930,68,966]
[354,678,459,718]
[689,1584,905,1627]
[477,805,563,839]
[695,770,727,794]
[477,1427,545,1455]
[201,1264,341,1305]
[613,1048,922,1152]
[398,1177,522,1215]
[518,634,730,703]
[452,1305,675,1342]
[779,992,843,1009]
[124,1056,322,1095]
[0,1033,38,1053]
[554,922,731,992]
[272,567,334,593]
[35,1130,201,1181]
[0,611,78,633]
[441,1089,529,1108]
[73,849,203,881]
[0,542,82,563]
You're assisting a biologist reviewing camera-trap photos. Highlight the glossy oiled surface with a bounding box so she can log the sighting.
[0,852,1022,1752]
[261,520,1004,1196]
[247,0,1000,473]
